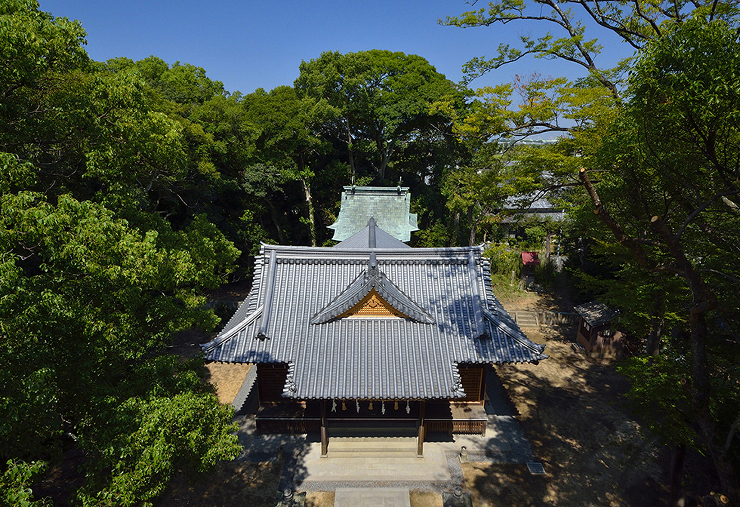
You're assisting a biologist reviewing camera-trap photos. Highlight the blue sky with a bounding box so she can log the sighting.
[39,0,634,95]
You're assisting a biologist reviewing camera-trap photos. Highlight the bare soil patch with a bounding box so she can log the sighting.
[156,461,282,507]
[464,294,670,506]
[168,326,251,405]
[410,491,443,506]
[306,491,335,507]
[205,362,251,404]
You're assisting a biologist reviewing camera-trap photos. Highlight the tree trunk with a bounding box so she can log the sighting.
[452,212,460,247]
[301,177,316,247]
[377,138,394,182]
[646,292,664,356]
[467,206,476,246]
[345,119,356,181]
[650,216,739,503]
[667,444,686,507]
[580,169,740,502]
[545,232,552,263]
[264,198,286,244]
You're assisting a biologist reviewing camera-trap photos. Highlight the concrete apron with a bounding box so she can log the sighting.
[334,488,410,507]
[296,418,511,485]
[298,442,451,483]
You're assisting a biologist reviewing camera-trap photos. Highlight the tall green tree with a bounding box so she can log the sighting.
[295,50,463,183]
[0,2,243,504]
[243,86,336,246]
[578,19,740,502]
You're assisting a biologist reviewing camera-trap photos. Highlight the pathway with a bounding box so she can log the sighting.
[334,488,410,507]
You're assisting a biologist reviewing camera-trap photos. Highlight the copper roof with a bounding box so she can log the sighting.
[328,186,418,242]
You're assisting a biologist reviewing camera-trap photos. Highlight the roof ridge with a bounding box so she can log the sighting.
[201,305,264,353]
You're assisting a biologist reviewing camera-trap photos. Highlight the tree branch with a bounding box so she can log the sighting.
[724,412,740,455]
[579,167,654,269]
[675,187,739,242]
[698,269,740,284]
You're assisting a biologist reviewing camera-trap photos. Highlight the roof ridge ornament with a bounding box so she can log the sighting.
[368,217,377,248]
[468,250,486,339]
[256,250,277,340]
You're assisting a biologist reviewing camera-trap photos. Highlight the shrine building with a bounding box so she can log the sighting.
[202,186,546,457]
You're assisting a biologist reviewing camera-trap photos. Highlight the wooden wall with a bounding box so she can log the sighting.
[257,363,289,404]
[457,364,486,403]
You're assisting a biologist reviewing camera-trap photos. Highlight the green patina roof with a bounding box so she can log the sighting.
[328,186,418,242]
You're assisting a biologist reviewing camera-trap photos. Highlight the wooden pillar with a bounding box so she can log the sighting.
[480,366,487,406]
[417,400,426,457]
[320,400,328,458]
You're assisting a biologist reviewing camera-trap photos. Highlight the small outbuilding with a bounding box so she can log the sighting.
[574,301,624,358]
[521,251,540,276]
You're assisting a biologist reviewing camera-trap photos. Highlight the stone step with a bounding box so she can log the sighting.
[328,423,417,439]
[327,437,418,456]
[514,312,540,327]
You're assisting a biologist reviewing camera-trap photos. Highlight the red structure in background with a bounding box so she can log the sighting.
[521,252,540,267]
[521,251,540,279]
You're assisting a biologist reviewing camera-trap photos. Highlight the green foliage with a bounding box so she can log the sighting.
[410,221,451,248]
[618,355,696,446]
[484,243,521,278]
[0,459,50,507]
[567,18,740,497]
[533,259,557,288]
[75,357,239,506]
[0,153,36,193]
[295,49,464,183]
[0,5,245,502]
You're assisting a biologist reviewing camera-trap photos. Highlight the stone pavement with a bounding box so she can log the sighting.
[299,442,451,483]
[334,488,410,507]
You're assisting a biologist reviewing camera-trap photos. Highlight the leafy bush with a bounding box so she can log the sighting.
[0,459,50,507]
[484,243,521,277]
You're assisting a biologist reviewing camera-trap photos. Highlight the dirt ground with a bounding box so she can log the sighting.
[156,461,282,506]
[464,289,669,507]
[168,326,252,405]
[205,362,251,404]
[464,330,667,506]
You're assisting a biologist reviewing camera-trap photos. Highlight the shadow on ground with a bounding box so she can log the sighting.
[466,327,670,507]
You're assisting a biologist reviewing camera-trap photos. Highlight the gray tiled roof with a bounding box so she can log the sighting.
[328,186,419,242]
[334,223,409,249]
[202,243,547,400]
[503,192,566,223]
[574,301,617,326]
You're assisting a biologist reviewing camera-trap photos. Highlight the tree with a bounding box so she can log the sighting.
[295,49,463,182]
[578,19,740,502]
[0,3,243,503]
[0,193,241,501]
[439,0,738,197]
[443,0,739,96]
[242,86,335,246]
[442,143,512,246]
